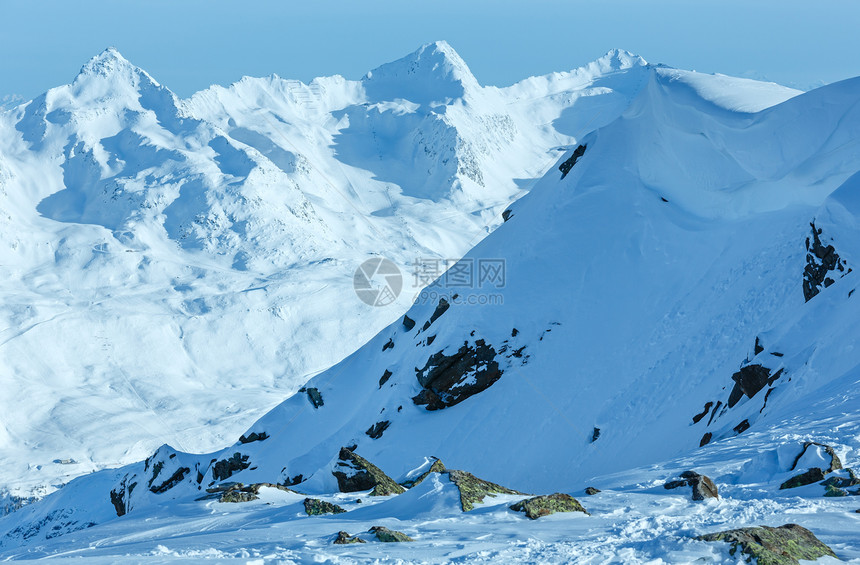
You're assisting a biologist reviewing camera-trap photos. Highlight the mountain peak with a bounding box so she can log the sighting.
[74,47,160,89]
[363,40,480,105]
[593,49,648,73]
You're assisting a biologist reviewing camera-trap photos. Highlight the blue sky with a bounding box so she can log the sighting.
[1,0,859,101]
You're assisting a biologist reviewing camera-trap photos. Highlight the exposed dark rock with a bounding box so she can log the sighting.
[402,315,416,331]
[734,420,751,434]
[559,144,586,179]
[150,467,190,494]
[285,474,303,486]
[412,339,502,410]
[700,433,712,447]
[365,420,390,439]
[301,387,324,408]
[697,523,837,565]
[238,432,268,444]
[693,402,714,424]
[198,482,295,502]
[109,476,137,517]
[585,487,601,495]
[511,328,519,337]
[664,471,718,500]
[212,453,250,482]
[760,388,775,413]
[771,351,784,357]
[421,298,450,331]
[446,469,525,512]
[426,335,436,345]
[754,337,764,356]
[333,531,365,544]
[707,401,723,426]
[382,338,394,351]
[804,222,849,302]
[730,365,773,403]
[369,526,413,542]
[779,468,826,490]
[332,447,405,496]
[591,427,601,442]
[401,458,446,488]
[502,209,514,222]
[790,442,842,473]
[510,493,589,519]
[304,498,347,516]
[378,370,392,388]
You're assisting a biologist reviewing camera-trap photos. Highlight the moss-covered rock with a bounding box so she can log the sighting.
[369,526,413,542]
[779,467,826,490]
[510,493,589,519]
[697,523,837,565]
[823,484,848,497]
[401,458,446,488]
[446,469,525,512]
[332,447,405,496]
[333,531,365,544]
[220,490,258,503]
[304,498,347,516]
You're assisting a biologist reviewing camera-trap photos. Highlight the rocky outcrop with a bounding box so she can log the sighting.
[212,453,250,482]
[728,365,781,408]
[402,315,416,331]
[559,144,586,179]
[365,420,390,439]
[369,526,413,542]
[412,339,502,410]
[790,442,842,473]
[697,524,837,565]
[804,222,849,302]
[304,498,347,516]
[421,298,450,331]
[510,493,589,519]
[197,482,293,503]
[333,531,365,544]
[446,469,525,511]
[331,447,406,496]
[378,370,392,388]
[300,387,324,408]
[584,487,601,495]
[109,476,137,517]
[779,468,826,490]
[238,432,268,444]
[664,471,718,500]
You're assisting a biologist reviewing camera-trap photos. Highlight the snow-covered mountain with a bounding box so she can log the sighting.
[4,54,859,562]
[0,43,682,505]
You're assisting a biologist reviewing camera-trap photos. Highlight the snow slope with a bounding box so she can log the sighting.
[3,58,857,563]
[0,44,694,503]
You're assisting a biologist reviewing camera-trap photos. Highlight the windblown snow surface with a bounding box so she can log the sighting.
[8,46,860,564]
[0,43,669,504]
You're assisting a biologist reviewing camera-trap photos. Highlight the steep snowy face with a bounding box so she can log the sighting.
[362,40,481,105]
[0,44,692,502]
[1,64,848,548]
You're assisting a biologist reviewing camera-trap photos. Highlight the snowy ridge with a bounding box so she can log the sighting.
[1,58,858,563]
